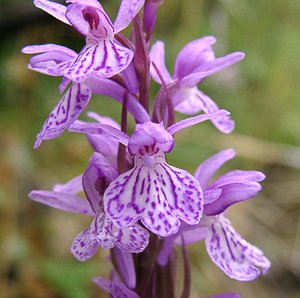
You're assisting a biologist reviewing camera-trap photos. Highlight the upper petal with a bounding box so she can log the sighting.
[114,0,145,33]
[205,216,271,281]
[180,52,245,87]
[34,0,70,25]
[34,83,91,148]
[194,149,236,189]
[174,36,216,79]
[149,40,173,84]
[53,174,83,194]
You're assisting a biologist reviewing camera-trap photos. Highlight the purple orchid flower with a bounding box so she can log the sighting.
[157,149,271,281]
[32,0,145,82]
[149,37,245,133]
[68,109,230,237]
[21,44,149,148]
[29,151,150,262]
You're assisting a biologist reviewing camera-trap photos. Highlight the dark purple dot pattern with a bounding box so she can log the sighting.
[71,213,149,262]
[104,155,204,237]
[35,83,91,148]
[205,216,271,281]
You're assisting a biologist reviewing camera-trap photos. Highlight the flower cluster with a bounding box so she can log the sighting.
[24,0,270,297]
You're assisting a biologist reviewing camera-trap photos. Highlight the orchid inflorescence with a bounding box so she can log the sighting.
[23,0,270,297]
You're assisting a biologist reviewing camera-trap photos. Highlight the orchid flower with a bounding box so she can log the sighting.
[157,149,271,281]
[21,44,149,148]
[68,109,230,237]
[29,151,149,261]
[149,37,245,133]
[32,0,145,82]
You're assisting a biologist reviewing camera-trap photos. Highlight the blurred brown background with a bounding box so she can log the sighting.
[0,0,299,297]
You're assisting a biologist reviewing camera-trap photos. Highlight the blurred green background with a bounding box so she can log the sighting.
[0,0,300,297]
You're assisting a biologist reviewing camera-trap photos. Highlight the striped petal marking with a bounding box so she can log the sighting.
[34,83,91,148]
[71,213,149,261]
[60,41,133,83]
[205,216,271,281]
[104,153,203,237]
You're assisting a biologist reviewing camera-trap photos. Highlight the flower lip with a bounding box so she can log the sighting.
[128,122,174,156]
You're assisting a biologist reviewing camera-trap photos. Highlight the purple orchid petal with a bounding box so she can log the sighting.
[205,181,263,216]
[22,44,77,76]
[93,276,139,298]
[65,1,113,37]
[104,154,203,237]
[208,293,241,298]
[68,120,129,146]
[71,213,115,261]
[83,152,118,213]
[122,62,139,95]
[112,248,136,289]
[29,190,94,216]
[85,76,150,123]
[34,0,70,25]
[194,149,236,189]
[166,109,230,136]
[174,36,216,79]
[60,41,133,82]
[210,170,266,188]
[180,52,245,87]
[172,86,203,114]
[116,224,150,253]
[206,216,271,281]
[53,175,83,194]
[34,83,91,148]
[149,40,173,84]
[114,0,145,33]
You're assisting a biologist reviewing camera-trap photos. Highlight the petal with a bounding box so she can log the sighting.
[34,0,70,25]
[174,36,216,79]
[53,175,83,194]
[93,276,139,298]
[180,52,245,87]
[195,90,235,133]
[85,76,150,123]
[114,0,145,33]
[172,86,203,114]
[211,170,266,188]
[115,224,150,253]
[166,109,230,136]
[71,214,115,261]
[205,216,271,281]
[83,152,118,213]
[62,41,133,82]
[29,190,94,216]
[194,149,236,189]
[104,155,203,237]
[68,120,129,146]
[205,181,263,216]
[22,44,77,76]
[34,83,92,148]
[149,41,173,84]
